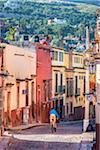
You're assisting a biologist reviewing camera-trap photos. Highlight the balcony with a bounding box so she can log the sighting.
[66,89,74,97]
[58,85,65,94]
[70,90,74,97]
[55,85,65,95]
[66,92,69,97]
[75,88,80,97]
[54,87,59,95]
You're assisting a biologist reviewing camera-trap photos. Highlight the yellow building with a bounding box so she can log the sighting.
[64,51,86,120]
[51,46,95,121]
[51,47,65,119]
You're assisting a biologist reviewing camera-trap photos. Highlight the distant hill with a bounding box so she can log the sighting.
[0,0,99,45]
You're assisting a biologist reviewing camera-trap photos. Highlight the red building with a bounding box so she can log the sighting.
[34,39,52,123]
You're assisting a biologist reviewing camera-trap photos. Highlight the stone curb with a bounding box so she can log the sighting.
[5,123,49,131]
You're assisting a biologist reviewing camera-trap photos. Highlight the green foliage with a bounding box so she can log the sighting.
[0,1,98,40]
[5,27,16,41]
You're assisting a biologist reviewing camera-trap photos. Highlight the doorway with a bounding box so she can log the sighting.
[7,92,11,125]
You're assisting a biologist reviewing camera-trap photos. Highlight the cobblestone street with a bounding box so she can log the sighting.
[4,122,95,150]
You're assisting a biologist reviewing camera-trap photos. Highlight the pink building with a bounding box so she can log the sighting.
[0,43,36,127]
[35,41,52,123]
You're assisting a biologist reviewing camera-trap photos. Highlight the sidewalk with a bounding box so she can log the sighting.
[5,122,48,131]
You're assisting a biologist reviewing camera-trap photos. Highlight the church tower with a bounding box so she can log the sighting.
[95,9,100,53]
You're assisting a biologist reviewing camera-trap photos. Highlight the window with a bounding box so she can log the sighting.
[17,82,20,108]
[31,82,34,118]
[52,51,59,61]
[38,85,40,105]
[70,102,73,113]
[55,73,58,93]
[60,73,63,86]
[74,57,80,63]
[26,81,29,106]
[79,76,83,80]
[43,80,46,101]
[51,51,54,60]
[59,52,63,62]
[66,80,69,97]
[7,92,11,113]
[66,103,68,114]
[83,76,86,94]
[48,80,51,99]
[24,35,29,41]
[38,85,40,117]
[70,79,74,96]
[54,51,58,61]
[81,58,83,64]
[31,82,34,102]
[75,76,78,94]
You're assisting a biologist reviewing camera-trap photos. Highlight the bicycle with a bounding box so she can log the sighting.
[50,118,56,133]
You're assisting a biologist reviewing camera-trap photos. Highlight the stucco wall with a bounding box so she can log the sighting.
[2,44,36,111]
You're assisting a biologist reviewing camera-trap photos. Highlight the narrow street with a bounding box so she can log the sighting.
[5,122,94,150]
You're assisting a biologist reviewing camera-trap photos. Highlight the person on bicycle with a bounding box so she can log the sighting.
[49,107,59,132]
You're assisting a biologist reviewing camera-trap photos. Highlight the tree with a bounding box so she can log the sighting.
[5,27,16,41]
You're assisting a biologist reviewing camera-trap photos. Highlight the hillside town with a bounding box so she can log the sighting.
[0,1,100,149]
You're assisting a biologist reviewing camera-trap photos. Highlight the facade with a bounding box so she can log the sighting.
[65,51,86,120]
[0,43,36,127]
[64,51,74,119]
[83,25,96,132]
[72,52,86,120]
[51,47,65,119]
[51,47,88,121]
[35,42,52,123]
[94,11,100,150]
